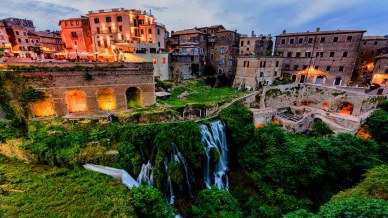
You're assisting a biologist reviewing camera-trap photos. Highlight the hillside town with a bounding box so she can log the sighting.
[1,4,388,218]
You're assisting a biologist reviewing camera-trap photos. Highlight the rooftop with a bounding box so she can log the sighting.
[362,36,388,40]
[276,29,366,37]
[172,29,207,35]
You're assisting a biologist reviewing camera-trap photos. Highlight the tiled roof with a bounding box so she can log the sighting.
[30,31,61,38]
[172,29,207,35]
[276,30,366,37]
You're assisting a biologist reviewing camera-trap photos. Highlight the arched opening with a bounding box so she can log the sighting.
[218,69,223,75]
[300,75,306,83]
[323,102,329,110]
[292,75,297,82]
[97,88,117,111]
[334,77,342,86]
[32,94,56,117]
[339,102,353,115]
[315,76,324,84]
[66,90,88,113]
[126,87,141,108]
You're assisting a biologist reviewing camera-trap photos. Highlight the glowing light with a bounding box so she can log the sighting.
[32,95,56,117]
[97,88,117,111]
[66,90,88,113]
[340,103,353,115]
[323,102,329,110]
[255,123,265,128]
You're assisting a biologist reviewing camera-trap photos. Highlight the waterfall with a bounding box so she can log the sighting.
[200,120,229,190]
[171,143,195,196]
[137,161,154,186]
[164,158,175,204]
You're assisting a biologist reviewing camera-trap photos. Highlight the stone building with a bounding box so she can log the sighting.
[355,36,388,84]
[275,28,365,86]
[86,8,166,55]
[1,62,155,118]
[233,56,283,89]
[59,17,93,53]
[371,54,388,95]
[0,20,12,55]
[239,31,273,56]
[28,31,62,58]
[208,29,240,78]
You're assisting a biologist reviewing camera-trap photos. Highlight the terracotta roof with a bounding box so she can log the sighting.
[172,29,207,35]
[217,29,236,33]
[30,31,61,38]
[362,36,388,40]
[276,30,366,37]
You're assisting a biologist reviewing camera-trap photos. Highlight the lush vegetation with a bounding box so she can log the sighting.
[365,106,388,162]
[158,79,246,107]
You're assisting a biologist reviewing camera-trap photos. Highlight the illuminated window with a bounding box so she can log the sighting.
[162,57,166,64]
[94,18,99,24]
[153,57,157,64]
[244,61,249,67]
[66,90,88,113]
[220,47,225,54]
[97,88,117,111]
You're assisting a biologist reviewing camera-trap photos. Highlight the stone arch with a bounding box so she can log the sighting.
[65,90,88,113]
[97,88,117,111]
[339,102,353,115]
[126,87,142,108]
[32,93,56,117]
[322,102,329,110]
[315,75,325,84]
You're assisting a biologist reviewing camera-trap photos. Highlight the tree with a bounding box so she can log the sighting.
[191,188,241,218]
[379,100,388,112]
[0,48,4,59]
[129,185,175,218]
[311,120,334,137]
[318,198,388,217]
[366,109,388,144]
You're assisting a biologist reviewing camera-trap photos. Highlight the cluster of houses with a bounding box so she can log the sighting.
[0,7,388,94]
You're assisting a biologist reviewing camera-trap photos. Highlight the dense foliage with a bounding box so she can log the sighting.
[311,120,334,137]
[191,188,241,218]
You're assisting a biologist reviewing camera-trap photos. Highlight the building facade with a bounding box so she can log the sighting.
[371,54,388,95]
[239,32,273,56]
[0,20,11,54]
[87,8,166,55]
[29,31,62,58]
[275,28,365,86]
[233,56,283,89]
[59,17,93,53]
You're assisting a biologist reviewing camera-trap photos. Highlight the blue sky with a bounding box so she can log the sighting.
[1,0,387,36]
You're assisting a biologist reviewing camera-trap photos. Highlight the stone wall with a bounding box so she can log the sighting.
[170,62,195,80]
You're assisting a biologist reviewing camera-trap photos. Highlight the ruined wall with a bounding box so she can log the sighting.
[260,84,385,116]
[170,62,195,80]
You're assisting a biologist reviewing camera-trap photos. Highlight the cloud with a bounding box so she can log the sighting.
[142,5,168,12]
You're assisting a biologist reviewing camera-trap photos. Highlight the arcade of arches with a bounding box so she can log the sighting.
[32,94,56,117]
[339,102,354,115]
[126,87,142,108]
[66,90,88,113]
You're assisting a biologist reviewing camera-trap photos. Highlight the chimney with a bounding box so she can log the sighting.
[251,30,254,37]
[316,27,320,32]
[283,29,286,34]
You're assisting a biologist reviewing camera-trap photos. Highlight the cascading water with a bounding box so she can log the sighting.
[164,158,175,204]
[201,120,229,190]
[137,161,154,186]
[171,143,195,196]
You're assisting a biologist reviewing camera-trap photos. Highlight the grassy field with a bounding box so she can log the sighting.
[0,157,137,217]
[158,79,247,107]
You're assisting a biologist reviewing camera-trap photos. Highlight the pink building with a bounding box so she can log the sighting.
[59,17,93,53]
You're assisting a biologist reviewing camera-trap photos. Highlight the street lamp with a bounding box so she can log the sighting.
[74,44,79,62]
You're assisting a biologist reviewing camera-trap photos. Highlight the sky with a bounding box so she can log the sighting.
[1,0,387,36]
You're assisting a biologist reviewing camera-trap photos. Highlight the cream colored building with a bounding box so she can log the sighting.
[233,56,283,89]
[87,8,166,55]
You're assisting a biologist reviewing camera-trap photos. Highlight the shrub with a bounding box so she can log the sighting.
[311,120,334,137]
[318,198,388,217]
[20,87,45,105]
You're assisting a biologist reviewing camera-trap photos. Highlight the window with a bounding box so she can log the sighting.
[157,29,160,35]
[97,41,101,46]
[315,66,319,70]
[260,72,264,77]
[247,48,249,51]
[96,27,100,34]
[106,17,111,23]
[15,31,19,35]
[371,51,375,55]
[326,66,331,71]
[343,51,348,57]
[303,65,308,70]
[74,41,77,46]
[65,22,68,26]
[25,39,29,43]
[153,57,157,64]
[276,61,279,67]
[305,52,311,58]
[287,52,292,57]
[333,37,339,42]
[210,53,214,60]
[289,38,295,44]
[334,77,341,85]
[117,16,122,22]
[274,71,278,76]
[296,52,301,57]
[308,38,313,43]
[374,41,378,46]
[0,36,4,40]
[281,39,286,44]
[339,66,344,72]
[347,36,352,42]
[244,61,250,67]
[219,58,225,65]
[71,32,77,37]
[162,57,166,64]
[329,51,335,57]
[134,19,137,27]
[70,22,73,26]
[118,26,122,32]
[260,61,266,68]
[241,41,244,46]
[220,47,225,54]
[285,64,290,70]
[363,41,367,45]
[228,60,233,67]
[293,65,299,70]
[108,27,112,33]
[94,18,99,24]
[76,21,79,26]
[316,52,323,57]
[200,48,203,54]
[158,42,160,47]
[298,38,303,44]
[320,37,326,43]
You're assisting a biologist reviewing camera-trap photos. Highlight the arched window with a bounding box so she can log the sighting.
[126,87,141,108]
[32,93,56,117]
[334,77,342,86]
[66,90,88,113]
[97,88,117,111]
